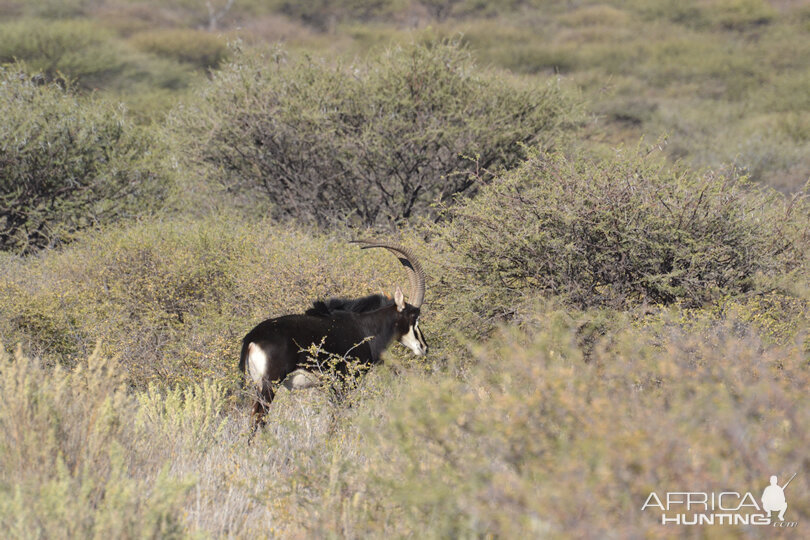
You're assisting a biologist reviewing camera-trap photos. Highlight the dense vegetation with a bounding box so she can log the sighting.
[1,0,809,537]
[439,149,807,312]
[176,42,580,225]
[0,67,170,253]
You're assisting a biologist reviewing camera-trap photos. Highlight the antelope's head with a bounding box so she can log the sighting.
[353,240,428,357]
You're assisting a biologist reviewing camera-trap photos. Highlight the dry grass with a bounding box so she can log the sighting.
[2,297,807,537]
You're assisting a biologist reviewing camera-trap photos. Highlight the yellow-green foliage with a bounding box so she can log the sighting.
[0,345,193,538]
[130,29,230,70]
[0,66,171,253]
[435,147,809,341]
[10,0,94,18]
[408,1,810,190]
[629,0,776,30]
[1,215,809,536]
[4,1,810,187]
[715,292,810,345]
[353,310,810,537]
[0,17,204,121]
[6,301,804,537]
[0,19,125,88]
[0,216,430,388]
[137,380,229,452]
[3,1,810,536]
[175,40,581,226]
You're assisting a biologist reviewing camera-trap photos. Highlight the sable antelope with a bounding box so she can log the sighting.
[239,240,427,432]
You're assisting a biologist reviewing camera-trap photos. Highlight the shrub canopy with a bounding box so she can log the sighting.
[0,19,125,88]
[176,40,580,226]
[0,66,169,253]
[437,148,809,316]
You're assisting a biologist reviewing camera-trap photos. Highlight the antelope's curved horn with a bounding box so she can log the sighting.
[351,240,425,308]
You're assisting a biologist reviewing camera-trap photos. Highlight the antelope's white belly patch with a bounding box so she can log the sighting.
[282,369,319,390]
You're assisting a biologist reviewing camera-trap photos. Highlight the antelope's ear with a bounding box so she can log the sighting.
[394,286,406,312]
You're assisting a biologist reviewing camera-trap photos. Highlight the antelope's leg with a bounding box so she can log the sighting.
[249,381,275,440]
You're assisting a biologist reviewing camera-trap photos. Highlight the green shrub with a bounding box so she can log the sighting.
[559,4,633,27]
[6,295,88,364]
[436,148,809,320]
[420,0,525,21]
[630,0,775,30]
[703,0,775,30]
[17,0,93,18]
[0,218,243,385]
[175,40,581,226]
[130,29,230,70]
[0,66,169,253]
[0,18,201,106]
[266,0,400,30]
[124,0,277,30]
[0,19,125,88]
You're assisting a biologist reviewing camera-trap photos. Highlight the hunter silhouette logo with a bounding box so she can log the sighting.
[762,473,796,522]
[642,473,799,527]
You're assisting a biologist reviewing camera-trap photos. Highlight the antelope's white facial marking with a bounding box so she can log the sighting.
[400,319,427,356]
[247,342,267,385]
[282,369,320,390]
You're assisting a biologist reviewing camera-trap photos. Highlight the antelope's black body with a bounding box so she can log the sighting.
[239,301,400,379]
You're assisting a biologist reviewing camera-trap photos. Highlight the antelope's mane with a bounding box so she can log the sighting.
[304,294,393,317]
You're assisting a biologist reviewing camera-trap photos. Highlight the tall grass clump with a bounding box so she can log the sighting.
[436,147,808,328]
[0,66,170,253]
[0,345,192,538]
[175,40,581,226]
